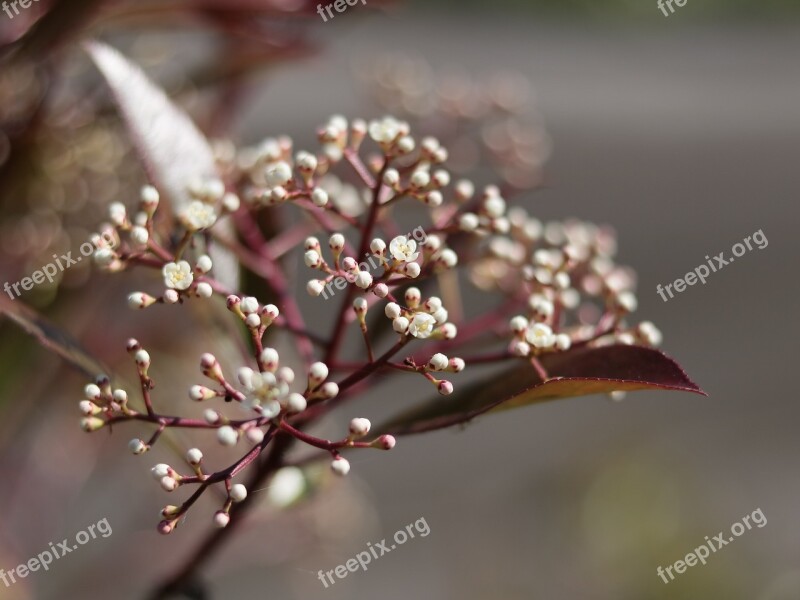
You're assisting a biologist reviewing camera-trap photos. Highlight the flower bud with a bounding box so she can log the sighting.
[349,417,371,437]
[330,457,350,476]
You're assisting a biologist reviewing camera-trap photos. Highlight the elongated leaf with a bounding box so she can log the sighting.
[0,295,108,379]
[85,40,239,289]
[379,345,705,436]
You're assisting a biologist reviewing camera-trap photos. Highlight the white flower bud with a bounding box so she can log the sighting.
[213,511,230,528]
[353,297,368,314]
[329,233,345,252]
[129,438,147,455]
[217,425,239,447]
[330,457,350,476]
[439,249,458,268]
[307,279,324,296]
[93,248,115,267]
[510,315,529,333]
[266,467,305,507]
[160,476,178,492]
[245,313,261,328]
[432,169,450,188]
[370,238,386,255]
[265,161,293,187]
[311,188,329,207]
[84,383,102,400]
[382,168,400,188]
[246,427,265,444]
[425,191,443,207]
[113,389,128,404]
[230,483,248,502]
[373,283,389,298]
[404,287,421,307]
[438,380,454,395]
[163,289,179,304]
[196,255,213,273]
[449,357,466,372]
[459,213,480,232]
[410,169,430,189]
[204,409,220,424]
[260,348,279,371]
[196,282,213,298]
[131,226,149,246]
[240,296,259,314]
[109,202,127,226]
[309,362,329,383]
[616,291,638,313]
[349,417,371,437]
[151,464,170,480]
[319,382,339,399]
[286,393,307,414]
[555,333,572,351]
[304,250,322,268]
[427,353,449,371]
[135,350,151,367]
[140,185,160,207]
[355,271,373,289]
[186,448,203,465]
[190,385,216,402]
[222,192,240,213]
[79,400,99,415]
[403,262,421,278]
[392,316,409,333]
[385,302,401,319]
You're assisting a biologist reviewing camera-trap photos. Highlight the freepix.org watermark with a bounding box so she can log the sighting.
[2,0,40,20]
[0,517,112,588]
[317,516,430,588]
[316,0,366,22]
[657,508,766,584]
[3,231,115,300]
[656,229,767,302]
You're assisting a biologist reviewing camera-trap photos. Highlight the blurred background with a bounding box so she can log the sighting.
[0,1,798,599]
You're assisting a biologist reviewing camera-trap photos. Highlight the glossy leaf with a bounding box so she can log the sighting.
[379,344,705,436]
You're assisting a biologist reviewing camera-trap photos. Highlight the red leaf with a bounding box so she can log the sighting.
[379,345,705,436]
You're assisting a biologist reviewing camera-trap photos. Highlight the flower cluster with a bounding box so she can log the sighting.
[79,113,662,534]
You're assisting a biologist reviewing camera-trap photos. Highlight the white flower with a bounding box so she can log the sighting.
[368,117,403,145]
[526,323,555,349]
[163,261,194,290]
[407,313,437,339]
[180,200,217,231]
[389,235,419,262]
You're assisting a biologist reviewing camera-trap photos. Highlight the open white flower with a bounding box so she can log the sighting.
[180,200,217,231]
[407,313,437,339]
[389,235,419,262]
[368,116,404,145]
[526,323,555,349]
[163,261,193,290]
